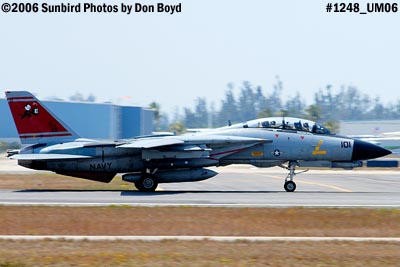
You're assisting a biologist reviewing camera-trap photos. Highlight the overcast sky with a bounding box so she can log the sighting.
[1,1,399,115]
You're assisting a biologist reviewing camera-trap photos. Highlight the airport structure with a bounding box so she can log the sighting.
[339,120,400,135]
[0,98,154,142]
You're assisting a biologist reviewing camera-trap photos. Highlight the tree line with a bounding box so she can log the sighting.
[50,80,400,134]
[154,78,400,133]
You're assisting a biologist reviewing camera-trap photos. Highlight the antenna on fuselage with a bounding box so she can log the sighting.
[228,120,231,126]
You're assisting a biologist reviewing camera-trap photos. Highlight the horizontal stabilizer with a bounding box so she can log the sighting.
[11,154,93,160]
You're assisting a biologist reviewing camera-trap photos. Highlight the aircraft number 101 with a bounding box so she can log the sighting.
[341,141,351,148]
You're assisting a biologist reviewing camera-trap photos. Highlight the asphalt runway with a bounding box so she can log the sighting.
[1,161,399,207]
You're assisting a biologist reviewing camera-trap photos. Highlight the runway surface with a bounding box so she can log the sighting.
[1,162,399,207]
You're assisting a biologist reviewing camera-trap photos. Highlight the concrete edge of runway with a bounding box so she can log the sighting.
[1,202,400,208]
[0,235,399,242]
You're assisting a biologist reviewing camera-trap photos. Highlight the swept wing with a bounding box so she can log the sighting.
[118,135,269,160]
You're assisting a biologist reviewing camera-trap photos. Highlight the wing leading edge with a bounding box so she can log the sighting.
[118,135,270,160]
[12,136,270,161]
[118,135,270,149]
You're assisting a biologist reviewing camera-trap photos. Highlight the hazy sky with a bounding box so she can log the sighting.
[1,1,399,115]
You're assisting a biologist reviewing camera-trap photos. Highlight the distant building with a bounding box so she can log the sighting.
[0,99,154,142]
[339,120,400,135]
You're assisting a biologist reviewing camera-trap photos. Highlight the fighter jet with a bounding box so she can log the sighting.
[5,91,391,192]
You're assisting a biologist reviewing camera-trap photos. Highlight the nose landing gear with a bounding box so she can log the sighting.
[284,180,296,192]
[280,161,308,192]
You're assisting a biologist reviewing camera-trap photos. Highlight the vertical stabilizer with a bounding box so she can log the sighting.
[6,91,79,144]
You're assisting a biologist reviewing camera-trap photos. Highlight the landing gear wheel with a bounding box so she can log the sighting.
[284,181,296,192]
[135,176,158,192]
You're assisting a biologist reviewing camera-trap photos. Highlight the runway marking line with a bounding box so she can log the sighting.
[1,235,399,242]
[1,202,400,207]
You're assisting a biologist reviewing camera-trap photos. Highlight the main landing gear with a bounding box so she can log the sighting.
[134,169,158,192]
[280,161,308,192]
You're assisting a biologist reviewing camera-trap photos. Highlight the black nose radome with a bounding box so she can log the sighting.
[352,139,392,161]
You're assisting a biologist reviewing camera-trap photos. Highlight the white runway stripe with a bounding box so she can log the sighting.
[0,235,399,242]
[1,202,400,208]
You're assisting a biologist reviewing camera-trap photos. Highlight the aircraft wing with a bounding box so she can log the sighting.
[10,154,93,160]
[181,134,271,146]
[117,138,184,149]
[118,135,269,148]
[11,136,269,161]
[185,135,270,159]
[117,135,270,160]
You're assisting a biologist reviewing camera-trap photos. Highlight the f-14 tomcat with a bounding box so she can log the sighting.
[6,91,391,192]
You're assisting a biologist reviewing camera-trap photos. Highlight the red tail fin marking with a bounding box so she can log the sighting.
[7,96,71,139]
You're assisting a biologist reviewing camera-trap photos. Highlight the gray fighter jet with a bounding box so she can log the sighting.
[6,91,391,192]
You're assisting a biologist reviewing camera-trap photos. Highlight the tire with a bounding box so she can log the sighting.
[284,181,296,192]
[134,181,144,191]
[135,176,158,192]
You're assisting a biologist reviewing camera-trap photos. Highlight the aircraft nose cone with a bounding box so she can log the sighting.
[351,139,392,161]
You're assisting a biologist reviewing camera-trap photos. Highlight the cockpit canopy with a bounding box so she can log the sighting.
[229,117,332,135]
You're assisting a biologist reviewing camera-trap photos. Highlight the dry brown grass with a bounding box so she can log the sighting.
[0,240,399,267]
[1,174,399,238]
[1,172,399,266]
[0,173,132,190]
[1,206,399,237]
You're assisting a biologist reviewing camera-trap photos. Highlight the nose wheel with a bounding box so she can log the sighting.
[280,161,307,192]
[284,181,296,192]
